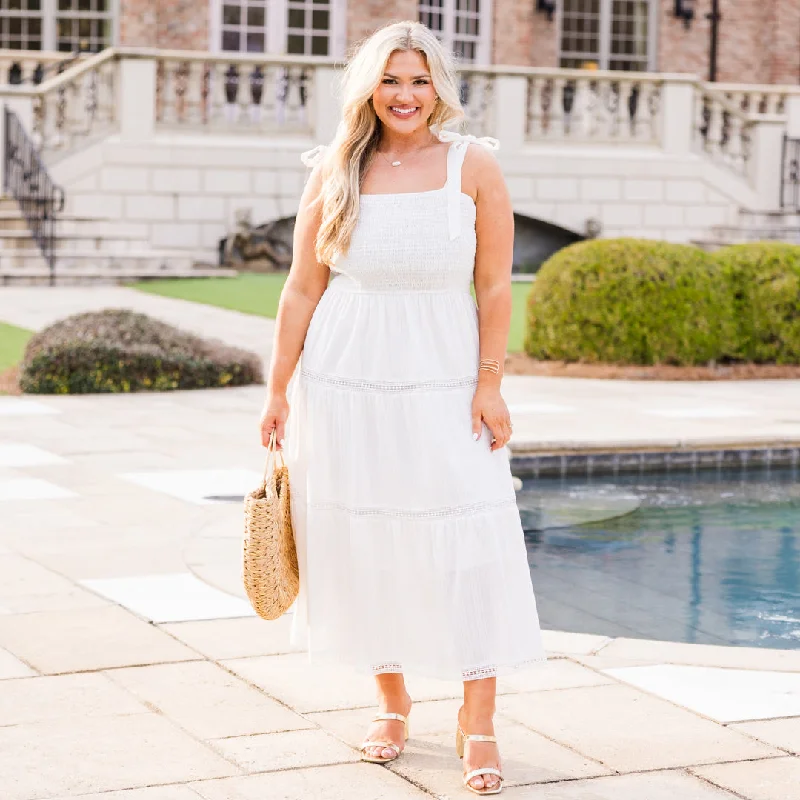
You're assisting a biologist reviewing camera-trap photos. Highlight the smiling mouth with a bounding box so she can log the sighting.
[389,106,419,116]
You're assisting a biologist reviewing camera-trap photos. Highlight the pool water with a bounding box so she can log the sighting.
[516,467,800,649]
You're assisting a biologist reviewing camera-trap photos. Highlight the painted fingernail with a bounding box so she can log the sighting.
[279,438,285,446]
[473,432,479,440]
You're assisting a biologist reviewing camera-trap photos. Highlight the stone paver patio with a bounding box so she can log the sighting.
[0,289,799,798]
[0,387,798,800]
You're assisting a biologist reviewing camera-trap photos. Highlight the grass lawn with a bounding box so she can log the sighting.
[134,274,533,353]
[0,322,32,372]
[135,273,288,319]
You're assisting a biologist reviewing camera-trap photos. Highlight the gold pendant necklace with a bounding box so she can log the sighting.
[377,140,435,168]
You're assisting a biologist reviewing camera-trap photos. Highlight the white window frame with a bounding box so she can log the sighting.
[0,0,117,52]
[419,0,493,66]
[209,0,346,58]
[557,0,658,72]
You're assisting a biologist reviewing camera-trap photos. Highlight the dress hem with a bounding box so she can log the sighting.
[288,632,549,683]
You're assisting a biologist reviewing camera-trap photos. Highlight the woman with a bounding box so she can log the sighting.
[259,20,545,796]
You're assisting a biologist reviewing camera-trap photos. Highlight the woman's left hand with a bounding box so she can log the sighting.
[471,386,513,451]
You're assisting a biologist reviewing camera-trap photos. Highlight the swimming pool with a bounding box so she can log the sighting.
[516,467,800,650]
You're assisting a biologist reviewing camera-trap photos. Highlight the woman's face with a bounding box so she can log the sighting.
[371,49,438,135]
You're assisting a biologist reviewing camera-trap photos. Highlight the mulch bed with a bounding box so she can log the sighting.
[0,366,21,395]
[504,352,800,381]
[3,358,800,392]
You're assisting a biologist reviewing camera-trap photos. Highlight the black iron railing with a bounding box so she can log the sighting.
[3,106,65,285]
[781,135,800,211]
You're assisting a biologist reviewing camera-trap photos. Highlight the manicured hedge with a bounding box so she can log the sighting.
[524,238,737,365]
[20,309,263,394]
[714,242,800,364]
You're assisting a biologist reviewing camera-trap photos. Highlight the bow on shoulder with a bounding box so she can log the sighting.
[300,144,328,167]
[436,130,500,150]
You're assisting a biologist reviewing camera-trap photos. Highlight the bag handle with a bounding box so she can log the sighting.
[263,428,286,484]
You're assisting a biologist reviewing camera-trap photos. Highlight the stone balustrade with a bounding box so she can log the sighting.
[0,49,85,86]
[2,47,800,212]
[154,52,317,134]
[524,69,663,144]
[714,83,792,116]
[693,85,754,178]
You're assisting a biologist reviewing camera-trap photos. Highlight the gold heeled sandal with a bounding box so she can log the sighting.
[456,722,504,795]
[360,711,410,764]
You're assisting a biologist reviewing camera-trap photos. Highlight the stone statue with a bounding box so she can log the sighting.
[221,207,293,272]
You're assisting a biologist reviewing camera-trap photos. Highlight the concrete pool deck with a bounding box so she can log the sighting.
[0,388,799,800]
[1,288,800,798]
[4,285,800,456]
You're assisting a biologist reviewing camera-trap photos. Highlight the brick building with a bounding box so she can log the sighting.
[1,1,798,85]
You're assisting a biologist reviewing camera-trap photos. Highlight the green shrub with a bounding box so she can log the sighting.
[524,238,737,365]
[20,309,263,394]
[713,242,800,364]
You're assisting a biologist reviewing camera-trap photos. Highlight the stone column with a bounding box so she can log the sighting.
[118,56,157,141]
[786,95,800,139]
[748,116,787,211]
[492,74,527,153]
[659,76,696,156]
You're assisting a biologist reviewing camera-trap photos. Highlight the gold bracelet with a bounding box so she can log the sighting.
[479,358,501,374]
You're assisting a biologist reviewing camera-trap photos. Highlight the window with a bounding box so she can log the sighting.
[559,0,656,71]
[0,0,113,51]
[0,0,43,51]
[418,0,491,64]
[55,0,112,52]
[286,0,330,56]
[212,0,343,57]
[220,0,266,53]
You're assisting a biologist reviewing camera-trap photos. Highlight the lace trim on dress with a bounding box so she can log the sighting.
[310,498,518,519]
[301,368,478,393]
[372,656,548,680]
[371,662,404,674]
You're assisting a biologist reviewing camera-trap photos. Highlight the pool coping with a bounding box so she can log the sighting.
[509,439,800,477]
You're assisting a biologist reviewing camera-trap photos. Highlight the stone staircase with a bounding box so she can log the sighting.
[0,196,235,284]
[694,209,800,251]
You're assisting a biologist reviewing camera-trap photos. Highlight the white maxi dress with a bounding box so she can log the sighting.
[283,130,546,682]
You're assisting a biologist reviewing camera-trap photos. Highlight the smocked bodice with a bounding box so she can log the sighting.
[334,188,476,292]
[300,130,499,293]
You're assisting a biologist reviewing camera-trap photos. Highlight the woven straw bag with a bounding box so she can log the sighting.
[242,429,299,620]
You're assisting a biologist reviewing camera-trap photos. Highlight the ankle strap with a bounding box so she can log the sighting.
[373,712,407,723]
[463,733,497,743]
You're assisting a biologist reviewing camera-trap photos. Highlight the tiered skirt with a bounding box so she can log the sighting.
[282,276,546,681]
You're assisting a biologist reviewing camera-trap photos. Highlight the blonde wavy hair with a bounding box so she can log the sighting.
[311,20,465,267]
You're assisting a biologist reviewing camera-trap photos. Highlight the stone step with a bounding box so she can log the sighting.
[0,196,22,212]
[0,248,209,270]
[691,239,726,252]
[0,231,154,251]
[709,225,800,244]
[737,209,800,227]
[0,264,237,285]
[0,210,111,232]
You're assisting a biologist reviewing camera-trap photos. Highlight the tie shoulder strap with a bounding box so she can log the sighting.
[436,130,500,241]
[436,129,500,151]
[300,143,329,168]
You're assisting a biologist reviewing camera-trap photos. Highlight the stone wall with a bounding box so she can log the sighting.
[49,129,756,258]
[657,0,798,84]
[769,0,800,85]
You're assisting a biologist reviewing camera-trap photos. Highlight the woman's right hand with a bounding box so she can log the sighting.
[260,393,290,451]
